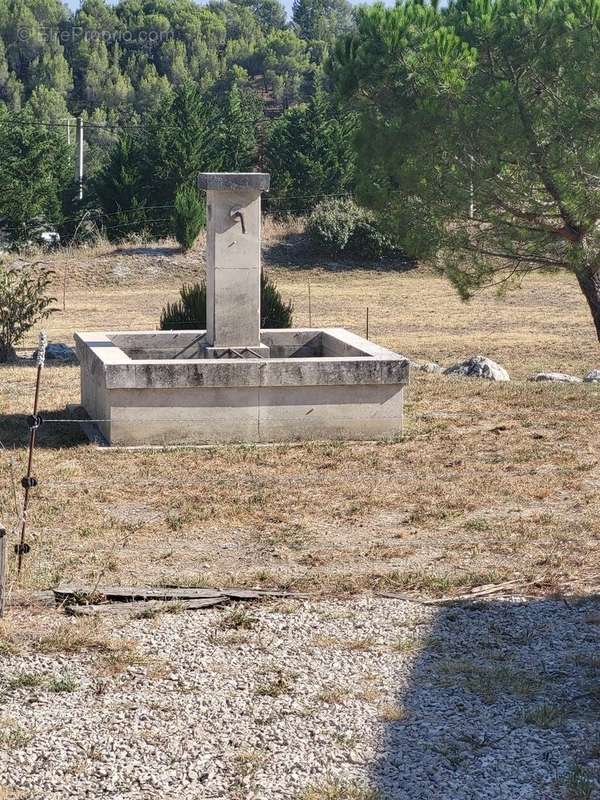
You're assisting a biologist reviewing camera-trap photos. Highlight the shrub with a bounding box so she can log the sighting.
[160,274,293,330]
[349,217,398,259]
[306,197,358,252]
[160,281,206,330]
[307,197,400,259]
[0,263,55,362]
[172,185,205,251]
[261,273,294,328]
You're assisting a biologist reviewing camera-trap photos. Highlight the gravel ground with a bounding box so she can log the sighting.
[0,595,598,800]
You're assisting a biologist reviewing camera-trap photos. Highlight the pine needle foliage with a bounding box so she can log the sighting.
[160,274,293,330]
[173,186,205,252]
[330,0,600,341]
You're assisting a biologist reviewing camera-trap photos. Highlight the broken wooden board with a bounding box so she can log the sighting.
[65,597,226,616]
[54,585,308,609]
[54,586,224,604]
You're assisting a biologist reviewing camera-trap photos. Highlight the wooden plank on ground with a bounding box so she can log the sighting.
[65,597,227,616]
[54,586,223,604]
[219,588,308,599]
[55,585,308,606]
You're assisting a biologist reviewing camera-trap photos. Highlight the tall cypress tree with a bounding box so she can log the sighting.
[265,85,355,213]
[94,134,146,241]
[218,85,260,172]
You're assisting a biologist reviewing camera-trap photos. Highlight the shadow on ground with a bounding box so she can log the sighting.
[110,245,182,257]
[373,596,600,800]
[263,230,417,272]
[0,408,87,449]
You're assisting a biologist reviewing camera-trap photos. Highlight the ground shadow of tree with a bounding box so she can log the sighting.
[0,408,87,449]
[372,596,600,800]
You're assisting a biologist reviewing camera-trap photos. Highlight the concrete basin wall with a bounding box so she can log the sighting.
[74,328,409,446]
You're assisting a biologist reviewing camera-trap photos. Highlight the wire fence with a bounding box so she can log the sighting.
[0,190,358,240]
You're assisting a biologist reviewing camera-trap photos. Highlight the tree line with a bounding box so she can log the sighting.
[3,0,600,344]
[0,0,356,240]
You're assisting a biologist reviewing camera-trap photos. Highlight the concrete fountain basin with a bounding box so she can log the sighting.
[74,327,408,446]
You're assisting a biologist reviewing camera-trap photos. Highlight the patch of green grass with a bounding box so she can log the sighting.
[464,518,491,532]
[0,720,32,749]
[392,636,421,654]
[6,673,46,691]
[166,512,189,531]
[437,659,540,703]
[219,607,257,631]
[49,673,78,693]
[523,703,565,729]
[564,765,594,800]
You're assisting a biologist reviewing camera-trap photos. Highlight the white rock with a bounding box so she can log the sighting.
[584,369,600,383]
[411,361,443,374]
[443,355,509,381]
[527,372,582,384]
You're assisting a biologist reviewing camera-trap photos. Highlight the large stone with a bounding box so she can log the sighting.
[411,361,443,374]
[443,355,509,382]
[33,342,78,364]
[584,369,600,383]
[528,372,582,384]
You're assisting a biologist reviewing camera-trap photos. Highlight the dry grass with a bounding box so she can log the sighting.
[0,233,599,598]
[36,619,120,655]
[379,704,409,722]
[298,779,380,800]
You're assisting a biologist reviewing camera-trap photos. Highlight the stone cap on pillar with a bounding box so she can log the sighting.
[197,172,270,192]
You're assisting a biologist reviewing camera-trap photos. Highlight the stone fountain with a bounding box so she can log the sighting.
[74,173,409,446]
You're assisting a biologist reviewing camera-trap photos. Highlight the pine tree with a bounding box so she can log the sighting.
[94,134,146,241]
[173,184,205,251]
[218,84,259,171]
[265,84,355,213]
[0,105,71,236]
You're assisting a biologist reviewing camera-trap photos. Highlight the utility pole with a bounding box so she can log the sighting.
[76,117,84,201]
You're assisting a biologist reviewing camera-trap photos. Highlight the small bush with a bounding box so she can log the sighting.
[307,197,400,259]
[261,273,293,328]
[172,185,205,252]
[160,282,206,330]
[306,197,358,252]
[350,217,398,259]
[160,274,293,330]
[0,263,55,362]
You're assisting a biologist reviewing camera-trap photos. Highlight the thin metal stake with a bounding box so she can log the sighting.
[0,526,6,617]
[366,307,369,340]
[17,331,47,578]
[308,280,312,327]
